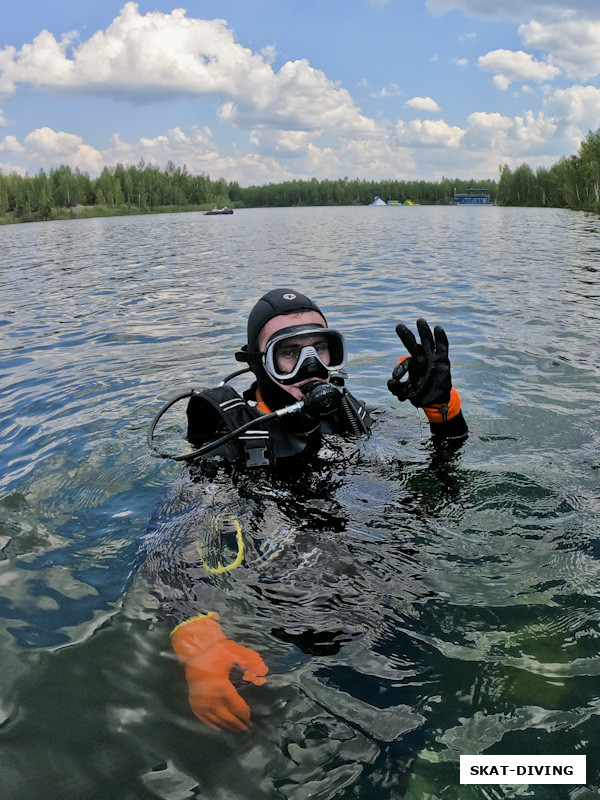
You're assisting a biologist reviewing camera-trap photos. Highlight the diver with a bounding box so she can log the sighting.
[146,288,468,732]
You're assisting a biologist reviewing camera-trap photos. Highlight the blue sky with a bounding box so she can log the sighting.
[2,0,600,184]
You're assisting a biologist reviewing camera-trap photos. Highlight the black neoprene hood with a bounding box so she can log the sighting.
[246,289,326,353]
[236,288,329,413]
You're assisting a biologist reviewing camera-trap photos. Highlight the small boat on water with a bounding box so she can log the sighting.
[204,207,234,215]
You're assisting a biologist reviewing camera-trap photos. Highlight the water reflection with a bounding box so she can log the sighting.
[0,207,599,798]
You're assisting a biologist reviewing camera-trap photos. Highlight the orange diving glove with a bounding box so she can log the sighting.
[171,612,268,732]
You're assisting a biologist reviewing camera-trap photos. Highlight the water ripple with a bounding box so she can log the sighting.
[1,207,599,797]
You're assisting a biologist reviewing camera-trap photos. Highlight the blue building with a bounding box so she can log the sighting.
[452,188,490,205]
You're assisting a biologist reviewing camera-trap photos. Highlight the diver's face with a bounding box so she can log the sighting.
[258,311,329,401]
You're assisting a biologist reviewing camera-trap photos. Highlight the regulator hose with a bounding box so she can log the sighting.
[147,391,282,462]
[147,381,343,463]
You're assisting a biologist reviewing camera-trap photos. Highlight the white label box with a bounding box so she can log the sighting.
[460,755,586,785]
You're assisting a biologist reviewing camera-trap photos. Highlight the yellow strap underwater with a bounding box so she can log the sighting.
[196,513,245,574]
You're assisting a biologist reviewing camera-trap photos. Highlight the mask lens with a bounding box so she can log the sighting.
[274,335,331,375]
[265,327,346,381]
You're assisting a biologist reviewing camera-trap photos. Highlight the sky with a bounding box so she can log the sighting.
[2,0,600,185]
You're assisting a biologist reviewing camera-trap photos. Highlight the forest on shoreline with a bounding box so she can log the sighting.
[2,130,600,224]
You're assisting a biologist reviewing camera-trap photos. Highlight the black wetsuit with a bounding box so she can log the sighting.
[142,380,468,631]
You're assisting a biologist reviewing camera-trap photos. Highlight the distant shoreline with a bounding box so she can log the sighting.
[0,203,224,226]
[0,201,572,226]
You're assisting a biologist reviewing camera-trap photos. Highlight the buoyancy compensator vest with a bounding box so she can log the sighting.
[185,382,374,468]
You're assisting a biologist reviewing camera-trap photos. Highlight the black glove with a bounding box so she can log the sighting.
[387,319,452,407]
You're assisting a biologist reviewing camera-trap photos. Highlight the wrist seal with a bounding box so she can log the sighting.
[423,387,461,423]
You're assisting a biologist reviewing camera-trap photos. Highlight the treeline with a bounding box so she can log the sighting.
[498,130,600,211]
[3,128,600,222]
[0,160,238,222]
[237,177,498,207]
[0,163,494,222]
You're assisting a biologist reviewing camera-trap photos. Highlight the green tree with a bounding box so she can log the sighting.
[32,170,54,218]
[578,130,600,209]
[0,173,8,216]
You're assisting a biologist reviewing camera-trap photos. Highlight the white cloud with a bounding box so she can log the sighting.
[0,4,269,100]
[2,127,103,174]
[454,58,469,67]
[520,19,600,80]
[464,111,514,149]
[249,129,314,158]
[478,49,561,89]
[110,126,217,165]
[107,125,295,184]
[405,96,441,112]
[0,134,26,155]
[395,118,465,147]
[513,109,557,144]
[304,138,418,180]
[0,30,78,101]
[463,109,557,154]
[545,84,600,148]
[492,74,512,91]
[23,127,104,173]
[0,161,27,176]
[219,58,377,137]
[0,3,374,141]
[0,107,9,126]
[0,47,18,101]
[0,123,297,185]
[547,83,600,123]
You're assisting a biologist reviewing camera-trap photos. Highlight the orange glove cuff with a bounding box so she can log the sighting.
[171,613,224,659]
[423,387,461,424]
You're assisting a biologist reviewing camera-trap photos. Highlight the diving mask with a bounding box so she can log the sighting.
[263,324,347,385]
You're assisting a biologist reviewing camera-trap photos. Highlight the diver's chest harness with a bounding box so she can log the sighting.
[186,384,298,467]
[185,381,372,468]
[148,366,373,467]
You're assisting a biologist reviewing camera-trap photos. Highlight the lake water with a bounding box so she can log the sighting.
[1,206,599,799]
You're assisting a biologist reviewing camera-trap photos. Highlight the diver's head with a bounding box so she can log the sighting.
[259,312,333,401]
[238,289,347,407]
